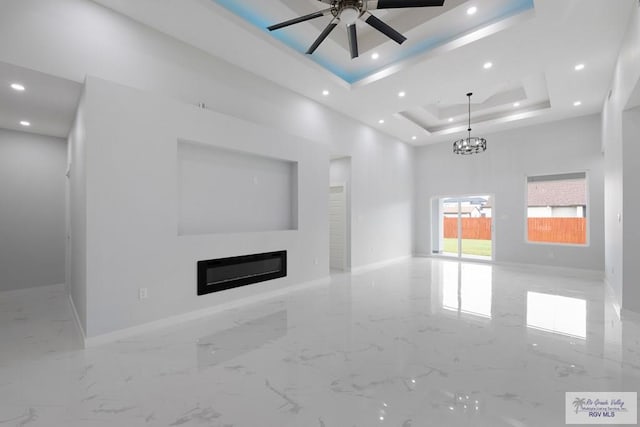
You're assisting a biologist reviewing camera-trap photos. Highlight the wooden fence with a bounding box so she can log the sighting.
[527,218,586,244]
[444,217,492,240]
[444,217,586,244]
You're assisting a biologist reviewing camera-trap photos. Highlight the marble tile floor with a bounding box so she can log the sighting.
[0,258,638,426]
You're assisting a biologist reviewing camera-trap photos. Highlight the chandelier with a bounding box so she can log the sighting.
[453,92,487,155]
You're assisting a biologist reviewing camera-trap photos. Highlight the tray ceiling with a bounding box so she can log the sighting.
[213,0,534,84]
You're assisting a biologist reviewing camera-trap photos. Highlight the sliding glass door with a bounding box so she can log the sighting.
[431,195,493,260]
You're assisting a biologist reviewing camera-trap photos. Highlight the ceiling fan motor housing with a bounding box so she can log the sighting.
[269,0,445,59]
[331,0,365,24]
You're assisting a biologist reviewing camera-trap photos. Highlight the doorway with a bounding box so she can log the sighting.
[329,185,347,270]
[329,156,351,271]
[431,195,493,260]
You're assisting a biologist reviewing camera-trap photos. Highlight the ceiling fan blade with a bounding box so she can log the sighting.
[306,21,338,54]
[368,0,445,9]
[347,24,359,59]
[267,9,331,31]
[363,13,407,44]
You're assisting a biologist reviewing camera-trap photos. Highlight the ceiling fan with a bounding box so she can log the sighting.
[267,0,446,59]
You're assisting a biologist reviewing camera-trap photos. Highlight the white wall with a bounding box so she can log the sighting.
[0,0,414,273]
[67,89,88,332]
[0,128,66,291]
[346,138,412,268]
[77,77,328,337]
[415,115,604,270]
[601,2,640,313]
[177,141,298,235]
[622,108,640,313]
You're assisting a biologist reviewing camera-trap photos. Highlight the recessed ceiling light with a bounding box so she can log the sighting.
[398,91,406,98]
[322,89,330,96]
[513,102,520,107]
[574,63,585,71]
[378,119,385,124]
[411,136,417,140]
[573,101,582,107]
[10,83,25,91]
[467,6,477,15]
[371,52,379,60]
[448,118,454,122]
[483,62,493,69]
[20,120,31,127]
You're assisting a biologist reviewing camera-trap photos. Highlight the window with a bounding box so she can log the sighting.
[526,172,587,245]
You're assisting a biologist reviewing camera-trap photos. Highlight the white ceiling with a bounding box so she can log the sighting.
[2,0,631,144]
[89,0,635,146]
[0,61,82,138]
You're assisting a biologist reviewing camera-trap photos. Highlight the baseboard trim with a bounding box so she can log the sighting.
[350,255,411,275]
[83,276,330,348]
[414,253,605,277]
[0,282,65,296]
[68,293,87,348]
[620,307,640,321]
[491,260,605,279]
[604,278,622,320]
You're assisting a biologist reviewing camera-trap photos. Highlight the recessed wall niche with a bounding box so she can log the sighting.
[177,140,298,235]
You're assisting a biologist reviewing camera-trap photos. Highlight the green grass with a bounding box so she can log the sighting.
[443,238,492,257]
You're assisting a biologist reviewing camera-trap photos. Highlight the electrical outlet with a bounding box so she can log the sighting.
[314,258,319,265]
[139,288,148,300]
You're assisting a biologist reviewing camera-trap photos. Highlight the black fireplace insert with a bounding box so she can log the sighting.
[197,251,287,296]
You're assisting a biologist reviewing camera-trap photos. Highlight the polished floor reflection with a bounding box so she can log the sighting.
[526,291,587,339]
[0,258,638,426]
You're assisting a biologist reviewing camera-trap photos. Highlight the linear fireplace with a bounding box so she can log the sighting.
[197,251,287,296]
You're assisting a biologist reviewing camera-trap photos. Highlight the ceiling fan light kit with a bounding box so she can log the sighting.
[267,0,445,59]
[453,92,487,155]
